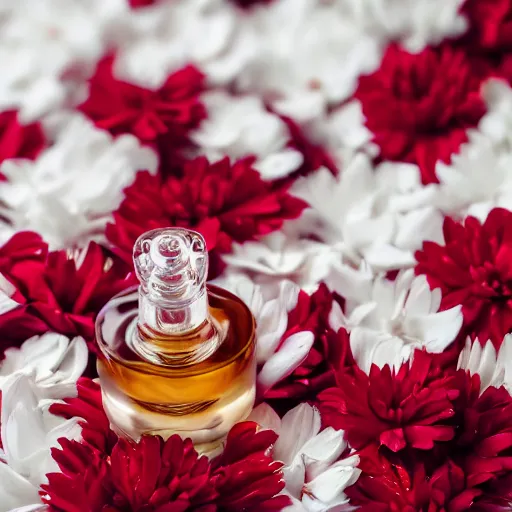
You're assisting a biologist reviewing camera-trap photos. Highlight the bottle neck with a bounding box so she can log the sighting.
[134,285,222,366]
[137,286,209,336]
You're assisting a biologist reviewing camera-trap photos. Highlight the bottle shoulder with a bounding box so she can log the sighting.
[96,284,255,377]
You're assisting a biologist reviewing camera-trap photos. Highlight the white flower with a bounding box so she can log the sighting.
[0,373,81,511]
[113,0,254,89]
[434,132,512,221]
[335,0,466,53]
[191,91,303,180]
[0,333,87,398]
[236,0,381,122]
[216,273,320,392]
[222,232,339,295]
[329,269,463,374]
[215,274,300,363]
[292,155,443,272]
[249,403,361,512]
[0,114,158,250]
[0,0,119,121]
[457,336,512,394]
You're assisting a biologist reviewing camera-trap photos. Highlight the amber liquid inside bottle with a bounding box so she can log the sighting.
[96,284,256,454]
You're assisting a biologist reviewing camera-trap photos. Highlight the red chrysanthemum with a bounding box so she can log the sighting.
[318,351,459,453]
[49,378,289,511]
[0,110,45,178]
[42,435,218,511]
[41,421,288,511]
[263,285,349,407]
[457,0,512,80]
[346,371,512,511]
[415,208,512,347]
[355,43,486,184]
[453,373,512,491]
[0,234,135,350]
[106,157,307,278]
[50,378,117,454]
[346,447,483,512]
[79,56,205,150]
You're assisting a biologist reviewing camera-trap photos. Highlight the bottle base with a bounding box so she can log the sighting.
[100,381,256,456]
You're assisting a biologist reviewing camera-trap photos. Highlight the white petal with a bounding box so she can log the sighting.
[247,403,281,433]
[302,456,361,506]
[302,427,347,480]
[274,404,321,464]
[0,462,39,511]
[403,306,463,353]
[254,149,304,181]
[258,331,315,393]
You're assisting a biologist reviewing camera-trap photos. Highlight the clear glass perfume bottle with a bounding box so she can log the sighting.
[96,228,256,453]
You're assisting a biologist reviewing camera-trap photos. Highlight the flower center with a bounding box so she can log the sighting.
[472,264,512,300]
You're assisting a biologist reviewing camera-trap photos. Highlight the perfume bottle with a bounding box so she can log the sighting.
[96,228,256,453]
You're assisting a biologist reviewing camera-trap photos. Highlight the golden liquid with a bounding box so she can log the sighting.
[96,285,256,449]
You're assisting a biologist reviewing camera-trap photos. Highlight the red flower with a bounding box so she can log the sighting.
[0,234,135,350]
[346,372,512,511]
[0,110,45,178]
[42,435,217,511]
[106,157,307,277]
[457,0,512,80]
[415,208,512,347]
[454,373,512,490]
[318,351,459,453]
[355,43,486,184]
[79,56,205,149]
[263,285,349,406]
[50,378,117,454]
[41,422,288,511]
[49,379,288,511]
[209,423,290,512]
[347,447,483,512]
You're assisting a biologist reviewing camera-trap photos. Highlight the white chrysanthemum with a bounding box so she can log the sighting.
[113,0,255,89]
[0,333,88,398]
[215,274,299,362]
[249,403,361,512]
[215,274,318,392]
[191,91,303,180]
[292,155,443,271]
[0,0,121,121]
[0,114,158,250]
[434,132,512,221]
[457,336,512,394]
[0,373,81,511]
[335,0,466,53]
[235,0,381,122]
[222,232,339,295]
[329,269,463,374]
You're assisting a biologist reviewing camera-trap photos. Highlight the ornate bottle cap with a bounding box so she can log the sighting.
[133,228,210,339]
[133,228,208,307]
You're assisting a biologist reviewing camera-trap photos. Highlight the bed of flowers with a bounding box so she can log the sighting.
[2,0,512,510]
